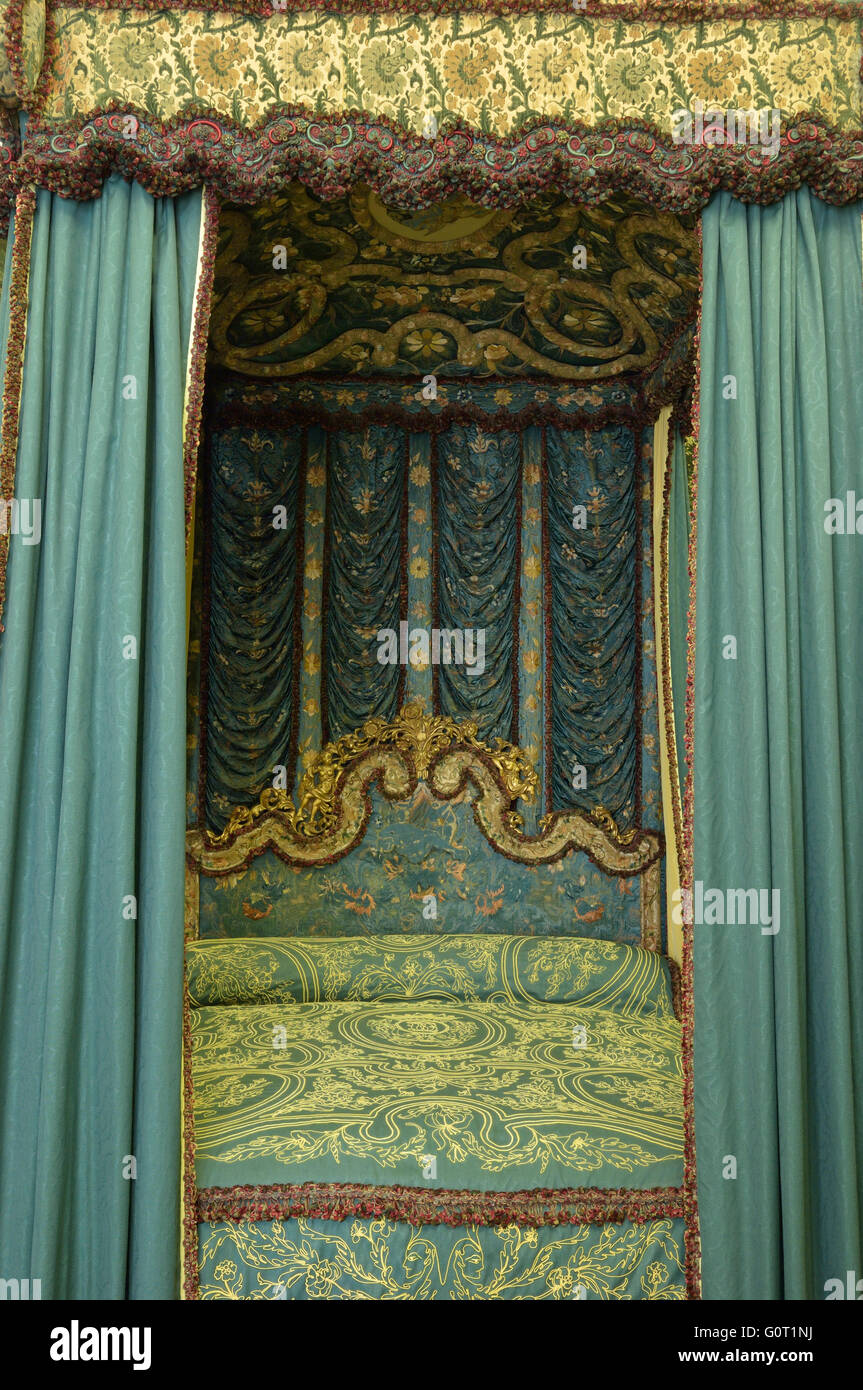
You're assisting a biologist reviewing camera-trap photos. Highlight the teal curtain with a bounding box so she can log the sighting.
[0,178,202,1298]
[695,189,863,1299]
[667,427,689,802]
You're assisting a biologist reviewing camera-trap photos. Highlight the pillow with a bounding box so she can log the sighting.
[186,933,674,1019]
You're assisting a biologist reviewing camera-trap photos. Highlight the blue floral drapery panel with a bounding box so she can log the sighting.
[323,425,407,742]
[198,400,646,836]
[205,425,304,830]
[546,425,638,825]
[436,423,520,742]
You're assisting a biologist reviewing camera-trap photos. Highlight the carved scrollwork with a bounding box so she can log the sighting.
[537,805,640,847]
[211,702,538,844]
[189,703,661,885]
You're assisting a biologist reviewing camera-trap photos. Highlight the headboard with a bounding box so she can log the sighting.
[185,704,664,949]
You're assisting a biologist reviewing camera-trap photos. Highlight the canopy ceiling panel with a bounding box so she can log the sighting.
[209,185,699,380]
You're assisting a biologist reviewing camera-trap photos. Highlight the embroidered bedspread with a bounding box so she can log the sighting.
[196,1215,687,1301]
[189,935,683,1194]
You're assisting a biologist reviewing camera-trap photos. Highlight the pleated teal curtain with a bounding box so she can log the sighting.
[0,177,203,1298]
[695,189,863,1299]
[667,428,689,802]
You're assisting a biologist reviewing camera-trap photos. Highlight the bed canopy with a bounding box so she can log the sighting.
[0,1,861,1305]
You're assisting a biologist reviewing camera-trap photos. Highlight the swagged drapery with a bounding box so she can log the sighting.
[198,393,647,837]
[436,423,520,743]
[324,425,406,742]
[546,424,637,822]
[0,178,202,1299]
[205,424,304,832]
[692,189,863,1300]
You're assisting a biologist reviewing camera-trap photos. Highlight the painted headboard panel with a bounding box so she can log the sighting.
[185,704,663,949]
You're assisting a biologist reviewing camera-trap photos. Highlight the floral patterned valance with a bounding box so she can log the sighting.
[39,8,862,132]
[0,5,861,210]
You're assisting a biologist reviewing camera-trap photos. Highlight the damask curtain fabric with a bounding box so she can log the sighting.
[0,177,202,1298]
[695,189,863,1299]
[323,426,406,743]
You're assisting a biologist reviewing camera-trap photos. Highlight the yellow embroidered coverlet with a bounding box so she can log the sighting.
[190,935,683,1193]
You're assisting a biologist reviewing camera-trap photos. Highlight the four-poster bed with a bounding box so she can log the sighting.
[0,1,860,1304]
[185,704,682,1299]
